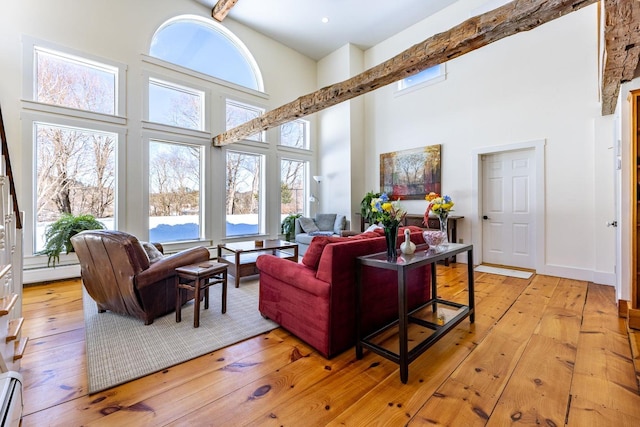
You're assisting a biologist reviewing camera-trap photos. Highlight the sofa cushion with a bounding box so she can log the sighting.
[295,233,315,245]
[350,231,380,240]
[309,231,334,237]
[302,235,352,269]
[299,217,319,233]
[333,215,346,234]
[316,213,337,231]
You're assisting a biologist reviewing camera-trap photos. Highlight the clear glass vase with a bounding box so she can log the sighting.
[438,212,449,246]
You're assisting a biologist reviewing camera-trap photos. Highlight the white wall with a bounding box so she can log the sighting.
[0,0,317,281]
[348,1,616,284]
[317,44,365,227]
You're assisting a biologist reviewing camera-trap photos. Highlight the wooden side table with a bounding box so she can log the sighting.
[175,261,228,328]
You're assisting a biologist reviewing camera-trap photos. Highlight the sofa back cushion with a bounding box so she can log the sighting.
[302,236,348,269]
[316,228,425,284]
[301,231,383,270]
[298,216,319,233]
[315,213,337,231]
[333,215,346,234]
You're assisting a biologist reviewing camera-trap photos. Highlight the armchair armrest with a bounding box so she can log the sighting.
[136,246,210,289]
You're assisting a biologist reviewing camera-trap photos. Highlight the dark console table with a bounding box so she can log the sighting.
[355,243,475,383]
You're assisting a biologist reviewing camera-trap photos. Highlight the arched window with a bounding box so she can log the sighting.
[150,15,263,91]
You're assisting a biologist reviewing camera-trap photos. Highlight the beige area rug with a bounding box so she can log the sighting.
[83,279,277,394]
[474,264,533,279]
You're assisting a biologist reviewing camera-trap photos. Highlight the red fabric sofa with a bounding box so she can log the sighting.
[256,226,431,358]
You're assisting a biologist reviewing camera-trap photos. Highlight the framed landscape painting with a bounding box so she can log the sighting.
[380,144,441,200]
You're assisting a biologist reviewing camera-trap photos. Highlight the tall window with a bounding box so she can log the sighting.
[281,159,306,219]
[226,99,265,142]
[148,79,204,130]
[226,151,263,237]
[35,47,118,115]
[34,122,116,251]
[25,40,124,257]
[148,141,202,242]
[280,119,309,149]
[149,15,263,91]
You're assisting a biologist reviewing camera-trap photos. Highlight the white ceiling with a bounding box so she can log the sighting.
[195,0,459,60]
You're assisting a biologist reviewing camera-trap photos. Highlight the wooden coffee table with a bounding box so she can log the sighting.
[217,239,298,288]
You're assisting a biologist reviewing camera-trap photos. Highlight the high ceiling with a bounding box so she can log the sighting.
[193,0,640,143]
[195,0,459,60]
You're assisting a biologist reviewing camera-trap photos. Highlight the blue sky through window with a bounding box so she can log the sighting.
[150,19,259,90]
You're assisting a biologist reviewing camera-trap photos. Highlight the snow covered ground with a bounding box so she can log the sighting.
[35,214,265,250]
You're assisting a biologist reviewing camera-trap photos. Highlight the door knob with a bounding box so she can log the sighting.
[606,220,617,227]
[483,215,489,220]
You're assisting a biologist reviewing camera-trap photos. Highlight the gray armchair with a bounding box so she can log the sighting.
[294,213,354,255]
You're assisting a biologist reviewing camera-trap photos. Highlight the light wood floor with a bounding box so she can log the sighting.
[18,264,640,426]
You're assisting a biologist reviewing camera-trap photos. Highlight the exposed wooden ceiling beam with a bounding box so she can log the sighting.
[214,0,598,147]
[601,0,640,115]
[212,0,238,22]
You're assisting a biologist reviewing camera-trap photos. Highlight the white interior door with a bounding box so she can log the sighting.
[482,149,536,269]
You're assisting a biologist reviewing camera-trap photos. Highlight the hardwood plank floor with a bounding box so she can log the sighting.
[19,265,640,426]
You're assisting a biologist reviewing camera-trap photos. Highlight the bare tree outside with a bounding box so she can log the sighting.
[224,100,265,236]
[226,151,261,216]
[148,141,200,241]
[149,80,203,130]
[226,100,264,142]
[36,49,115,114]
[281,159,305,215]
[225,151,262,234]
[280,120,307,149]
[36,124,115,223]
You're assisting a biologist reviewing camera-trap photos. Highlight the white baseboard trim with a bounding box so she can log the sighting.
[24,264,80,284]
[541,264,615,286]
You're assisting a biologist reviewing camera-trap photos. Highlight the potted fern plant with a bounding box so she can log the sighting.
[38,213,106,267]
[281,213,301,242]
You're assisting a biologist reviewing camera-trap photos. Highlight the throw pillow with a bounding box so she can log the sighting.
[298,217,319,233]
[365,224,382,233]
[301,236,331,268]
[333,215,346,235]
[309,231,334,236]
[141,241,164,264]
[315,213,337,231]
[301,235,351,269]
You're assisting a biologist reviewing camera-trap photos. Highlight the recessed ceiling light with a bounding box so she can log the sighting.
[321,17,329,24]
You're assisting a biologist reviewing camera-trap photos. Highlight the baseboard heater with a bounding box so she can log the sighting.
[0,371,23,427]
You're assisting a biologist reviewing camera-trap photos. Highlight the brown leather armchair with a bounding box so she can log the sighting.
[71,230,210,325]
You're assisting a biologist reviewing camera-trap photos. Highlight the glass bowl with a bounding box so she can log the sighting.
[422,230,446,249]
